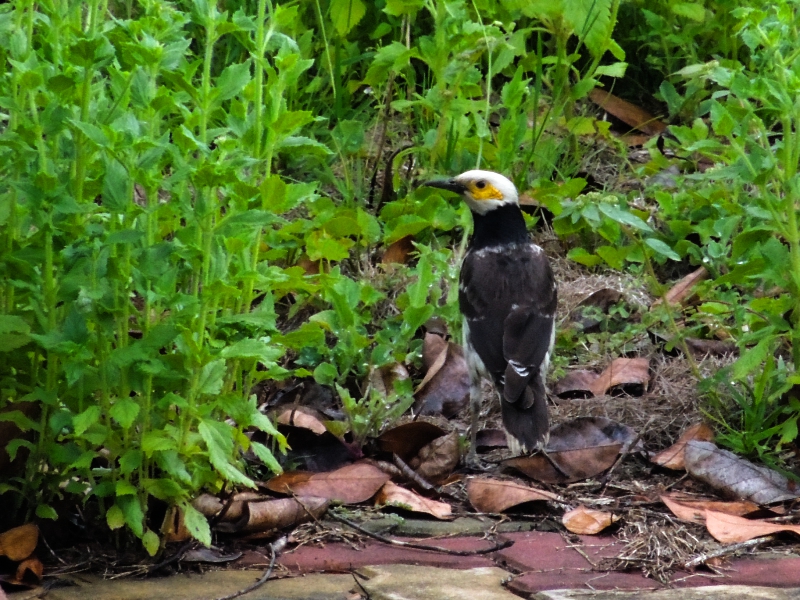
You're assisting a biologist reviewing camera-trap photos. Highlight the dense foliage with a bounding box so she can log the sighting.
[1,0,799,551]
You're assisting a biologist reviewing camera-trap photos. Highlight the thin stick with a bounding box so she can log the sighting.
[392,453,438,493]
[212,540,277,600]
[683,535,774,569]
[329,512,512,556]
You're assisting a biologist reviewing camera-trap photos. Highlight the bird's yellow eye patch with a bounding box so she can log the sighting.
[468,181,503,200]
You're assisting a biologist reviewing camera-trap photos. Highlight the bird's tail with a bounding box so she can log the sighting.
[501,382,549,455]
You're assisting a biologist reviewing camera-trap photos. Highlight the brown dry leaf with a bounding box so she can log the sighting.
[414,339,470,417]
[589,88,667,135]
[12,556,43,586]
[370,363,410,399]
[264,461,390,504]
[589,357,650,396]
[652,266,708,307]
[377,422,446,461]
[382,235,415,265]
[651,423,715,470]
[466,477,560,513]
[704,510,800,544]
[475,428,507,451]
[0,523,38,561]
[685,440,798,504]
[275,406,328,435]
[161,505,191,543]
[553,370,599,398]
[562,505,619,535]
[685,338,737,357]
[422,331,448,369]
[504,417,637,483]
[569,289,623,333]
[375,481,452,519]
[182,548,242,564]
[240,496,329,533]
[661,493,760,525]
[410,430,460,485]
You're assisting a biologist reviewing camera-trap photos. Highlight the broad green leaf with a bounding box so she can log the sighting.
[313,362,338,385]
[598,203,653,232]
[110,398,140,429]
[220,339,284,364]
[330,0,366,35]
[251,440,283,474]
[106,505,125,530]
[73,406,101,436]
[142,530,160,556]
[198,360,226,396]
[36,505,58,520]
[671,2,705,21]
[733,334,774,379]
[644,238,680,261]
[183,503,212,546]
[383,0,423,16]
[594,62,627,78]
[198,420,254,487]
[567,247,603,267]
[118,495,145,537]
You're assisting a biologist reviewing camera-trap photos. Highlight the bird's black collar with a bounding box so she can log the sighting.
[469,204,529,251]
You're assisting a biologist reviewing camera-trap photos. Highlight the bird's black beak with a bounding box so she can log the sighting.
[421,178,467,195]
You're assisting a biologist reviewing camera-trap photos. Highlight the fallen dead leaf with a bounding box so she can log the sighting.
[651,423,715,470]
[569,288,624,332]
[410,430,460,485]
[375,481,452,519]
[589,88,667,136]
[590,357,650,396]
[467,477,560,513]
[475,428,508,451]
[378,422,447,461]
[182,548,243,563]
[685,440,799,504]
[414,335,470,417]
[685,338,737,357]
[382,235,415,265]
[504,417,637,483]
[553,370,599,399]
[370,363,410,399]
[265,461,390,504]
[661,493,760,525]
[652,266,708,307]
[12,556,43,586]
[239,496,329,533]
[275,406,328,435]
[704,510,800,544]
[161,505,191,543]
[562,505,619,535]
[0,523,38,561]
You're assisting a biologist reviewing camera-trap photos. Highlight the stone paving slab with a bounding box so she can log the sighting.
[533,585,800,600]
[357,564,518,600]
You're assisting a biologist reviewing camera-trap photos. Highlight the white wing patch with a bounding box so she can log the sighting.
[508,359,530,378]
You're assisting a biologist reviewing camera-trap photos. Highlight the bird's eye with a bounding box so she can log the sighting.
[476,180,486,189]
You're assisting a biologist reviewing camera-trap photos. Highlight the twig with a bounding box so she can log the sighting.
[351,571,371,599]
[211,538,282,600]
[392,453,438,493]
[328,512,513,556]
[683,535,774,569]
[599,416,655,494]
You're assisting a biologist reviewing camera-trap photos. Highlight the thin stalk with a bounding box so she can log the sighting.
[313,0,336,102]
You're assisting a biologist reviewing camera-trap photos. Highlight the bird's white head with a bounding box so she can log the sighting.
[422,170,519,215]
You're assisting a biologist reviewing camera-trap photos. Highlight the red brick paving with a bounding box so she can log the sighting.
[262,529,800,592]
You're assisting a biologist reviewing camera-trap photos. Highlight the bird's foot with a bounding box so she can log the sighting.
[463,450,495,473]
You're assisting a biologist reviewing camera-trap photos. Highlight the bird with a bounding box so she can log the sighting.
[422,170,557,461]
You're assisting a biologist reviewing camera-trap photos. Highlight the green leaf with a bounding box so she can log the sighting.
[198,420,254,487]
[313,362,338,385]
[182,502,212,546]
[383,0,423,15]
[142,430,178,454]
[330,0,366,35]
[213,61,251,102]
[306,230,354,262]
[671,2,706,21]
[119,450,143,475]
[73,406,101,436]
[220,339,284,364]
[36,505,58,520]
[142,530,160,557]
[733,334,774,379]
[106,505,125,530]
[594,62,627,78]
[118,495,145,537]
[598,203,653,232]
[251,441,283,474]
[644,238,680,261]
[567,247,603,267]
[110,398,140,429]
[198,360,226,396]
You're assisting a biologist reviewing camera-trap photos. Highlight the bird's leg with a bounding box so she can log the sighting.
[466,375,483,468]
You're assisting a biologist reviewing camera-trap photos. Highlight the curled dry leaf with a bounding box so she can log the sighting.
[562,505,619,535]
[240,496,329,533]
[275,406,328,435]
[191,491,263,521]
[588,88,667,136]
[553,370,599,399]
[378,421,446,461]
[685,440,798,504]
[590,358,650,396]
[370,363,410,399]
[182,548,243,563]
[704,510,800,544]
[375,481,452,520]
[651,423,714,470]
[12,556,43,586]
[467,477,560,513]
[685,338,737,358]
[504,417,637,483]
[161,505,191,543]
[410,430,460,485]
[0,523,38,562]
[414,333,470,417]
[661,493,760,525]
[265,461,390,504]
[652,266,708,307]
[382,235,414,265]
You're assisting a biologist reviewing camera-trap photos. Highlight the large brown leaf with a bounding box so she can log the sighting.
[375,482,452,519]
[562,506,618,535]
[0,523,38,562]
[651,423,714,470]
[705,510,800,544]
[377,421,447,461]
[265,461,390,504]
[684,441,799,504]
[553,370,598,399]
[589,89,667,136]
[275,406,328,435]
[503,417,637,483]
[652,266,708,307]
[240,496,329,533]
[410,430,460,485]
[414,333,470,417]
[466,477,560,513]
[590,358,650,396]
[661,493,760,525]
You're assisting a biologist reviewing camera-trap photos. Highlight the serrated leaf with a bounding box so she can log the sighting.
[199,420,254,487]
[252,440,283,474]
[198,359,226,396]
[330,0,366,35]
[110,397,140,429]
[220,338,284,364]
[118,495,145,537]
[73,406,101,436]
[182,502,212,546]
